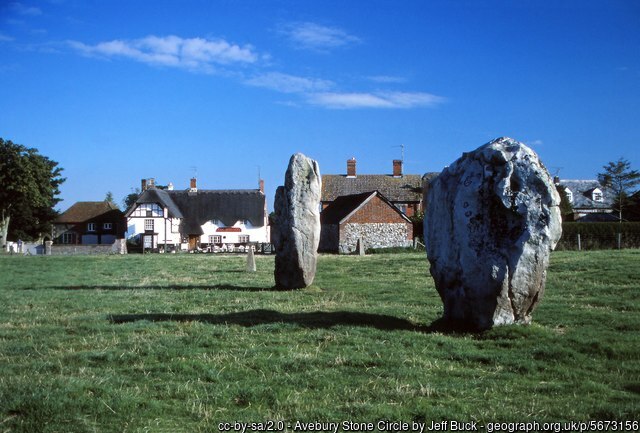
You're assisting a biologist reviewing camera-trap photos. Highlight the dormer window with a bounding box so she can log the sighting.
[564,188,573,203]
[592,188,603,202]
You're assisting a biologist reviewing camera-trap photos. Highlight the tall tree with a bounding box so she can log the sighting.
[598,158,640,222]
[0,138,65,247]
[105,191,118,209]
[122,188,140,211]
[556,185,574,218]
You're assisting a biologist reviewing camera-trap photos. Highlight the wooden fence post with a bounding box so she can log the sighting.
[577,233,581,251]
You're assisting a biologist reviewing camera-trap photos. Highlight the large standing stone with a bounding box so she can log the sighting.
[425,137,562,329]
[273,153,322,289]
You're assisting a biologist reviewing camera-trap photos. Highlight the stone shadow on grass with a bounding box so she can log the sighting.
[45,284,271,292]
[108,309,475,334]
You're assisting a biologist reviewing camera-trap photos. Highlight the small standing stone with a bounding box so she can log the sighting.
[45,240,52,256]
[246,247,257,272]
[357,237,365,256]
[425,137,562,330]
[273,153,322,289]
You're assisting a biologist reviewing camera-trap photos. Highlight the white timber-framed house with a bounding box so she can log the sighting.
[125,178,269,252]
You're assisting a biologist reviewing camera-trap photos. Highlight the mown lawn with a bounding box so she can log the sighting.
[0,251,639,432]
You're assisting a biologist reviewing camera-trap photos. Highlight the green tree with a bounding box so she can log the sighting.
[105,191,116,206]
[122,188,140,211]
[0,138,65,247]
[598,158,640,222]
[556,185,574,218]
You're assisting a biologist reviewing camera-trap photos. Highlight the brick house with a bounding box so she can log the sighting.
[319,190,413,253]
[53,201,126,245]
[321,158,435,217]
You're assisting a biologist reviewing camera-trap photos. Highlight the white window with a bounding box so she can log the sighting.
[62,233,75,244]
[103,222,113,230]
[143,235,153,249]
[564,188,573,203]
[87,223,96,232]
[238,235,250,243]
[592,188,603,202]
[209,235,222,244]
[171,219,180,233]
[144,219,154,231]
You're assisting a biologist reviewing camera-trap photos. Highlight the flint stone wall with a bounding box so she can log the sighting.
[50,239,127,255]
[340,223,411,253]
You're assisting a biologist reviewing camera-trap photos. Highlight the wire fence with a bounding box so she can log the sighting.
[555,232,640,251]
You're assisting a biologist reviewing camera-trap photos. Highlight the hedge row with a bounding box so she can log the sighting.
[556,222,640,250]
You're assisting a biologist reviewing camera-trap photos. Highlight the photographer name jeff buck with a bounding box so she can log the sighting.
[217,419,478,433]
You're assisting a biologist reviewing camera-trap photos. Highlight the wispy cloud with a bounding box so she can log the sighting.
[279,22,361,51]
[68,35,260,72]
[245,72,334,94]
[8,2,42,16]
[307,91,446,109]
[0,33,15,42]
[367,75,407,84]
[66,32,444,111]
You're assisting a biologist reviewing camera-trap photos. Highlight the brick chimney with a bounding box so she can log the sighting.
[141,178,155,191]
[347,158,357,178]
[393,160,403,178]
[259,179,265,193]
[190,177,197,192]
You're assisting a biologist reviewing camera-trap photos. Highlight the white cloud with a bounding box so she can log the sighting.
[528,139,544,146]
[367,75,407,84]
[307,91,446,109]
[68,35,259,72]
[279,22,361,51]
[245,72,334,94]
[9,2,42,16]
[0,33,15,42]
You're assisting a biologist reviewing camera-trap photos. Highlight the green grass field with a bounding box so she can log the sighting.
[1,251,639,432]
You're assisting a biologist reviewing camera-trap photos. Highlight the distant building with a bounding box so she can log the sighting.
[54,201,126,245]
[555,178,616,221]
[320,190,413,253]
[125,178,269,252]
[321,158,436,217]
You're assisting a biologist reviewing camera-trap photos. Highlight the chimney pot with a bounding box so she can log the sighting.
[393,160,403,178]
[347,158,357,178]
[141,178,147,191]
[259,179,265,193]
[190,177,197,192]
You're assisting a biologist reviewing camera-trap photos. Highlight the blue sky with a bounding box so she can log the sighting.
[1,0,639,211]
